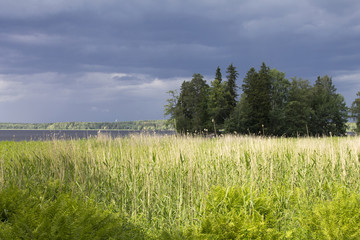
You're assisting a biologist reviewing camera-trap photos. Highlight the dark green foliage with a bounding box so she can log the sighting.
[285,78,313,136]
[309,76,348,136]
[165,63,349,136]
[351,91,360,133]
[173,74,210,134]
[224,64,239,118]
[165,65,239,134]
[269,69,291,136]
[227,68,348,136]
[208,67,227,130]
[240,63,272,135]
[215,66,222,83]
[0,186,147,240]
[224,94,250,134]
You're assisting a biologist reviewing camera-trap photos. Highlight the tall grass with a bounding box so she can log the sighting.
[1,135,360,237]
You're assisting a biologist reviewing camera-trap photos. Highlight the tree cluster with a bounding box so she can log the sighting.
[165,63,349,136]
[351,92,360,133]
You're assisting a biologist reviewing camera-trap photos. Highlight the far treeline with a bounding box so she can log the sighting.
[0,120,173,131]
[165,62,360,136]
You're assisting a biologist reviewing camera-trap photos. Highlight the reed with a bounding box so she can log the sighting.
[1,135,360,237]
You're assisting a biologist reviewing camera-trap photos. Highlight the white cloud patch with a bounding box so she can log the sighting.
[332,70,360,105]
[0,72,183,102]
[333,70,360,85]
[1,33,65,45]
[0,79,24,102]
[0,72,73,102]
[0,71,184,121]
[73,72,184,102]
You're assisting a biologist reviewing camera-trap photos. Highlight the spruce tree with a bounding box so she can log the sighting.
[269,69,290,135]
[224,64,239,117]
[215,66,222,83]
[241,63,272,135]
[309,75,348,136]
[170,74,209,134]
[285,77,313,136]
[174,81,193,133]
[224,93,250,134]
[351,91,360,133]
[208,67,227,131]
[190,73,210,133]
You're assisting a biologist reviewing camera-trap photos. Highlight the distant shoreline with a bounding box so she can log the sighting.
[0,120,175,131]
[0,129,176,141]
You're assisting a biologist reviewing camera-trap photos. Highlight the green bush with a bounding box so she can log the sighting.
[0,186,148,240]
[301,187,360,239]
[196,186,284,239]
[192,186,360,239]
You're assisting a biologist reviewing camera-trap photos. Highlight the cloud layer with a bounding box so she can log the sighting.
[0,0,359,122]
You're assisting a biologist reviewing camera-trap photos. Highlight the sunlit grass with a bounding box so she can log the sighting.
[1,135,360,238]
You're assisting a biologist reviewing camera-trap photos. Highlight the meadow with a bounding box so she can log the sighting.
[1,134,360,239]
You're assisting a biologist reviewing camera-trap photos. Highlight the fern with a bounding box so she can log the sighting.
[197,186,283,239]
[0,185,148,240]
[301,188,360,239]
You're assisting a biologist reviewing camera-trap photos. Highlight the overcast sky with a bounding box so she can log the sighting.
[0,0,360,123]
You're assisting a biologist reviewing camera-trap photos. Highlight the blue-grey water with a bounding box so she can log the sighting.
[0,130,175,141]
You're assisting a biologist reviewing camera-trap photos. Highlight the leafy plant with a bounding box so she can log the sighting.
[0,186,148,240]
[301,187,360,239]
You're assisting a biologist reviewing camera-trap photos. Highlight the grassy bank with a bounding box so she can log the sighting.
[1,135,360,238]
[0,120,173,131]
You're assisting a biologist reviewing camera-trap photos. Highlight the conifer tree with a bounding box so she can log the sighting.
[215,66,222,83]
[285,77,313,136]
[351,91,360,133]
[309,75,347,136]
[174,81,192,133]
[269,69,290,135]
[224,64,239,118]
[241,63,272,134]
[208,67,227,131]
[170,74,209,134]
[224,93,250,134]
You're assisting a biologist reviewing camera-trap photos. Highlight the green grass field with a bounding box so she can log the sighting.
[1,135,360,239]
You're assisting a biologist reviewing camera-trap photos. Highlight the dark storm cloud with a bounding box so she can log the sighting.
[0,0,360,122]
[1,0,357,75]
